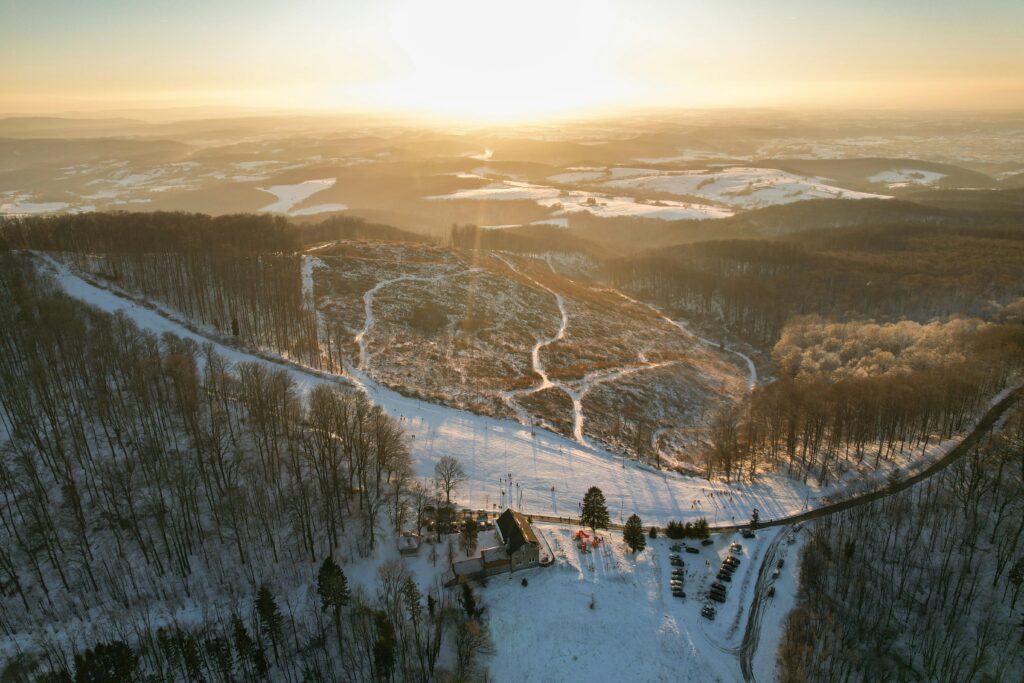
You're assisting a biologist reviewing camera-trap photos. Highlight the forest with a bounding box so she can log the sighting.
[778,406,1024,682]
[0,251,491,681]
[609,225,1024,345]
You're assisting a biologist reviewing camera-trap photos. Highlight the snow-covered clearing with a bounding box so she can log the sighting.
[430,180,733,220]
[604,167,888,209]
[868,168,946,187]
[42,254,988,537]
[290,202,348,215]
[257,177,337,214]
[42,254,813,526]
[485,525,783,682]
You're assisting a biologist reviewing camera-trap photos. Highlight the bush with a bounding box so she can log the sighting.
[648,526,658,539]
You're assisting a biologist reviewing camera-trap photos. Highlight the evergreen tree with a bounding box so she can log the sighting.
[317,556,350,640]
[750,508,760,529]
[73,640,136,683]
[372,610,396,681]
[460,583,483,619]
[623,514,646,553]
[581,486,610,531]
[231,316,240,337]
[459,518,479,555]
[254,585,284,665]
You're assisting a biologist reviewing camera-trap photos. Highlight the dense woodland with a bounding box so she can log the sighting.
[0,252,490,681]
[610,225,1024,345]
[779,408,1024,682]
[704,318,1024,483]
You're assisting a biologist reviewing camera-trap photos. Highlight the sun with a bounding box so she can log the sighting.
[375,0,623,122]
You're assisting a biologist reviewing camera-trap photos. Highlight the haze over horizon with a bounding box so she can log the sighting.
[4,0,1024,123]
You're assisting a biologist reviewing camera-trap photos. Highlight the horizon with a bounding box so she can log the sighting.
[4,0,1024,124]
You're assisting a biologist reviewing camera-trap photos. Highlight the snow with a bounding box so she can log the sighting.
[257,177,336,214]
[431,181,733,221]
[0,199,71,215]
[42,254,987,538]
[484,525,780,682]
[868,168,947,187]
[548,170,607,184]
[42,254,812,527]
[429,180,563,202]
[604,167,889,209]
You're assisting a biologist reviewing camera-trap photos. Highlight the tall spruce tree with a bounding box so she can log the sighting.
[581,486,610,531]
[317,556,350,642]
[623,514,646,553]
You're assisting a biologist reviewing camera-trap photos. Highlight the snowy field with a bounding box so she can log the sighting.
[429,180,732,221]
[603,167,887,209]
[484,524,795,683]
[257,177,346,215]
[868,168,947,188]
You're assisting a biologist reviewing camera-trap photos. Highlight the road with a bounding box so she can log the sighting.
[737,526,790,682]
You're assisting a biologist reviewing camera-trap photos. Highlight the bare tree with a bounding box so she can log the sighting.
[433,456,466,505]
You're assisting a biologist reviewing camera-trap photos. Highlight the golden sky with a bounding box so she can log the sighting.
[3,0,1023,122]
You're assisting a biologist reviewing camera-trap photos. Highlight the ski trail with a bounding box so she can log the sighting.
[497,252,682,446]
[607,288,757,392]
[356,268,479,371]
[301,254,325,306]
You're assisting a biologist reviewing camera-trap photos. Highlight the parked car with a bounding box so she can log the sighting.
[711,581,727,591]
[701,605,716,619]
[701,538,714,546]
[716,571,732,582]
[709,592,726,603]
[776,558,784,569]
[767,586,776,597]
[710,588,727,599]
[672,590,686,599]
[724,556,740,567]
[720,563,735,573]
[669,553,681,560]
[741,529,756,539]
[670,544,683,552]
[670,558,684,567]
[729,542,742,551]
[685,547,700,554]
[771,568,781,579]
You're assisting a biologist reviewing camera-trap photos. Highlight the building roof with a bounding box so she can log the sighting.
[453,557,484,577]
[496,509,538,554]
[481,545,511,566]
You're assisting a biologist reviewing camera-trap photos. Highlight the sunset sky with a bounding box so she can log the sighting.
[3,0,1023,121]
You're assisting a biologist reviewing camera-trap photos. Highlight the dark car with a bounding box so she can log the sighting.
[777,558,785,569]
[767,586,776,597]
[685,547,700,554]
[711,581,727,591]
[670,544,683,552]
[719,563,735,573]
[670,558,683,566]
[741,529,756,539]
[701,538,714,546]
[709,592,726,603]
[673,590,686,599]
[716,571,732,582]
[724,556,740,567]
[701,605,716,619]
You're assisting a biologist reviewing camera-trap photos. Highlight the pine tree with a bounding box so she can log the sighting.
[623,514,646,553]
[254,585,284,665]
[317,556,350,641]
[581,486,610,531]
[72,640,136,683]
[460,518,479,555]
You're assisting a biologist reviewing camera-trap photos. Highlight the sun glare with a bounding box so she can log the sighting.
[374,0,623,122]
